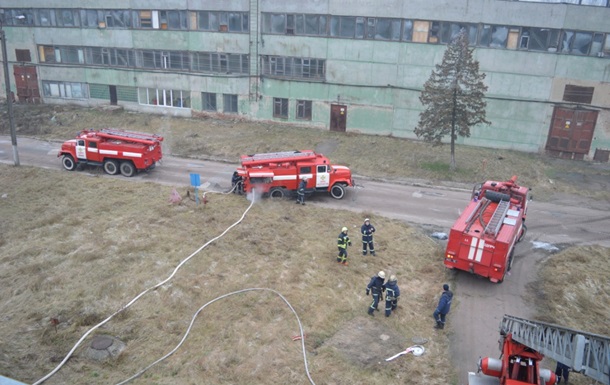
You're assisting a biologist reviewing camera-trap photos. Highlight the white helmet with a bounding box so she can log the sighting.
[378,271,386,279]
[390,275,397,282]
[364,218,370,223]
[342,227,348,232]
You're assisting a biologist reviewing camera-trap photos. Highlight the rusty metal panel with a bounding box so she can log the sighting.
[13,65,40,103]
[545,107,598,159]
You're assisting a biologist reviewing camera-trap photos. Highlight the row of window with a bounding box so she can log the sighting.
[272,98,312,120]
[0,9,249,32]
[515,0,608,5]
[37,45,250,74]
[263,14,610,57]
[3,8,609,57]
[34,45,324,81]
[41,80,318,119]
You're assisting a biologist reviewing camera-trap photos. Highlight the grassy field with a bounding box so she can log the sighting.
[1,104,608,384]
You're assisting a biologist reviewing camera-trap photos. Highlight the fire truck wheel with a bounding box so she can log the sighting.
[103,159,120,175]
[61,155,77,171]
[330,184,346,199]
[517,224,527,243]
[120,161,136,177]
[507,249,515,272]
[269,187,286,199]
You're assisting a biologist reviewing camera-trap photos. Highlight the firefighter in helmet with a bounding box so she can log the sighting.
[366,270,386,316]
[361,218,376,256]
[296,177,307,205]
[337,226,351,265]
[384,274,400,317]
[231,171,243,194]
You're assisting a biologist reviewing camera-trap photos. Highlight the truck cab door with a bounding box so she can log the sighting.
[316,164,330,188]
[76,139,87,160]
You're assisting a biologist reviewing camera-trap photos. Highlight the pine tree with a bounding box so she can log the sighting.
[414,30,490,170]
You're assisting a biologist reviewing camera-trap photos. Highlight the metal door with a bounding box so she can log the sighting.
[109,85,118,105]
[330,104,347,132]
[13,65,40,103]
[545,107,597,160]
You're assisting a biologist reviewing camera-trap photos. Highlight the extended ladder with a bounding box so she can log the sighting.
[484,200,510,236]
[501,315,610,384]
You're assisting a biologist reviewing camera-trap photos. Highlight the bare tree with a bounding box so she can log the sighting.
[414,30,490,170]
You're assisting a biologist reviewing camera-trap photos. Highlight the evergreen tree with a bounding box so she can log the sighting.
[414,30,490,170]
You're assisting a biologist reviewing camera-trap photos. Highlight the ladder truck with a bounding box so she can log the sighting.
[444,176,530,283]
[469,314,610,385]
[58,128,164,177]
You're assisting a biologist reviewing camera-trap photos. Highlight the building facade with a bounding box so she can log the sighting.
[1,0,609,160]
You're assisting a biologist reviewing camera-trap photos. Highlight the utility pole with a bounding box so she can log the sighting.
[0,22,20,166]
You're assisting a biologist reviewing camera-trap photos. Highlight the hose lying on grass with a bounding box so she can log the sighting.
[33,187,316,384]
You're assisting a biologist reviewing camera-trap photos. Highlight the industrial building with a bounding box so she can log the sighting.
[1,0,609,161]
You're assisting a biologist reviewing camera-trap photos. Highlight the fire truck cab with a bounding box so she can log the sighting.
[237,150,353,200]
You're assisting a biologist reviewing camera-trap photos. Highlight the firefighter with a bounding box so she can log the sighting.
[231,171,243,194]
[337,226,351,265]
[361,218,376,256]
[384,274,400,317]
[433,284,453,329]
[296,177,307,205]
[554,362,570,384]
[366,270,385,316]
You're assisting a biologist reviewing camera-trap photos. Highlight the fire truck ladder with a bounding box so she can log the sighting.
[484,199,510,236]
[241,150,316,163]
[501,314,610,384]
[100,128,162,143]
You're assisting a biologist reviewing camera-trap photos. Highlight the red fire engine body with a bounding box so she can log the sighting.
[444,176,529,283]
[469,332,556,385]
[58,128,164,177]
[236,150,353,199]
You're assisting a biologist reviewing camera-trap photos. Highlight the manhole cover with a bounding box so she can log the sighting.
[91,335,114,350]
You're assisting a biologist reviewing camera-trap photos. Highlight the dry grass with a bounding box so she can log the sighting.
[2,105,609,384]
[0,165,455,384]
[528,246,610,385]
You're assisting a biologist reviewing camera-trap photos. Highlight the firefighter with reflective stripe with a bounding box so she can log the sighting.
[337,227,351,265]
[361,218,376,256]
[296,177,307,205]
[384,274,400,317]
[366,271,385,316]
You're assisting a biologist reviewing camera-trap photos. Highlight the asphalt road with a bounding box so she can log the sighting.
[2,136,608,383]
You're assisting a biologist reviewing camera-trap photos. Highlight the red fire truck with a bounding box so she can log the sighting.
[236,150,354,199]
[58,128,164,177]
[444,176,530,283]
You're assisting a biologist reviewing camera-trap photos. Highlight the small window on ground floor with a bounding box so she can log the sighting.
[296,100,312,120]
[202,92,217,111]
[223,94,238,114]
[273,97,288,118]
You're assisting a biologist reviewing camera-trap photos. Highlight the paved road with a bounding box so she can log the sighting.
[2,136,608,383]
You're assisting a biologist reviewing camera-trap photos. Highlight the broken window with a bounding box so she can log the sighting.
[15,49,31,62]
[479,25,509,48]
[403,20,413,41]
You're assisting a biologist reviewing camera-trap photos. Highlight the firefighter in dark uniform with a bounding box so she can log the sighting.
[366,270,386,316]
[231,171,243,194]
[361,218,376,256]
[337,226,351,265]
[296,177,307,205]
[384,274,400,317]
[433,284,453,329]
